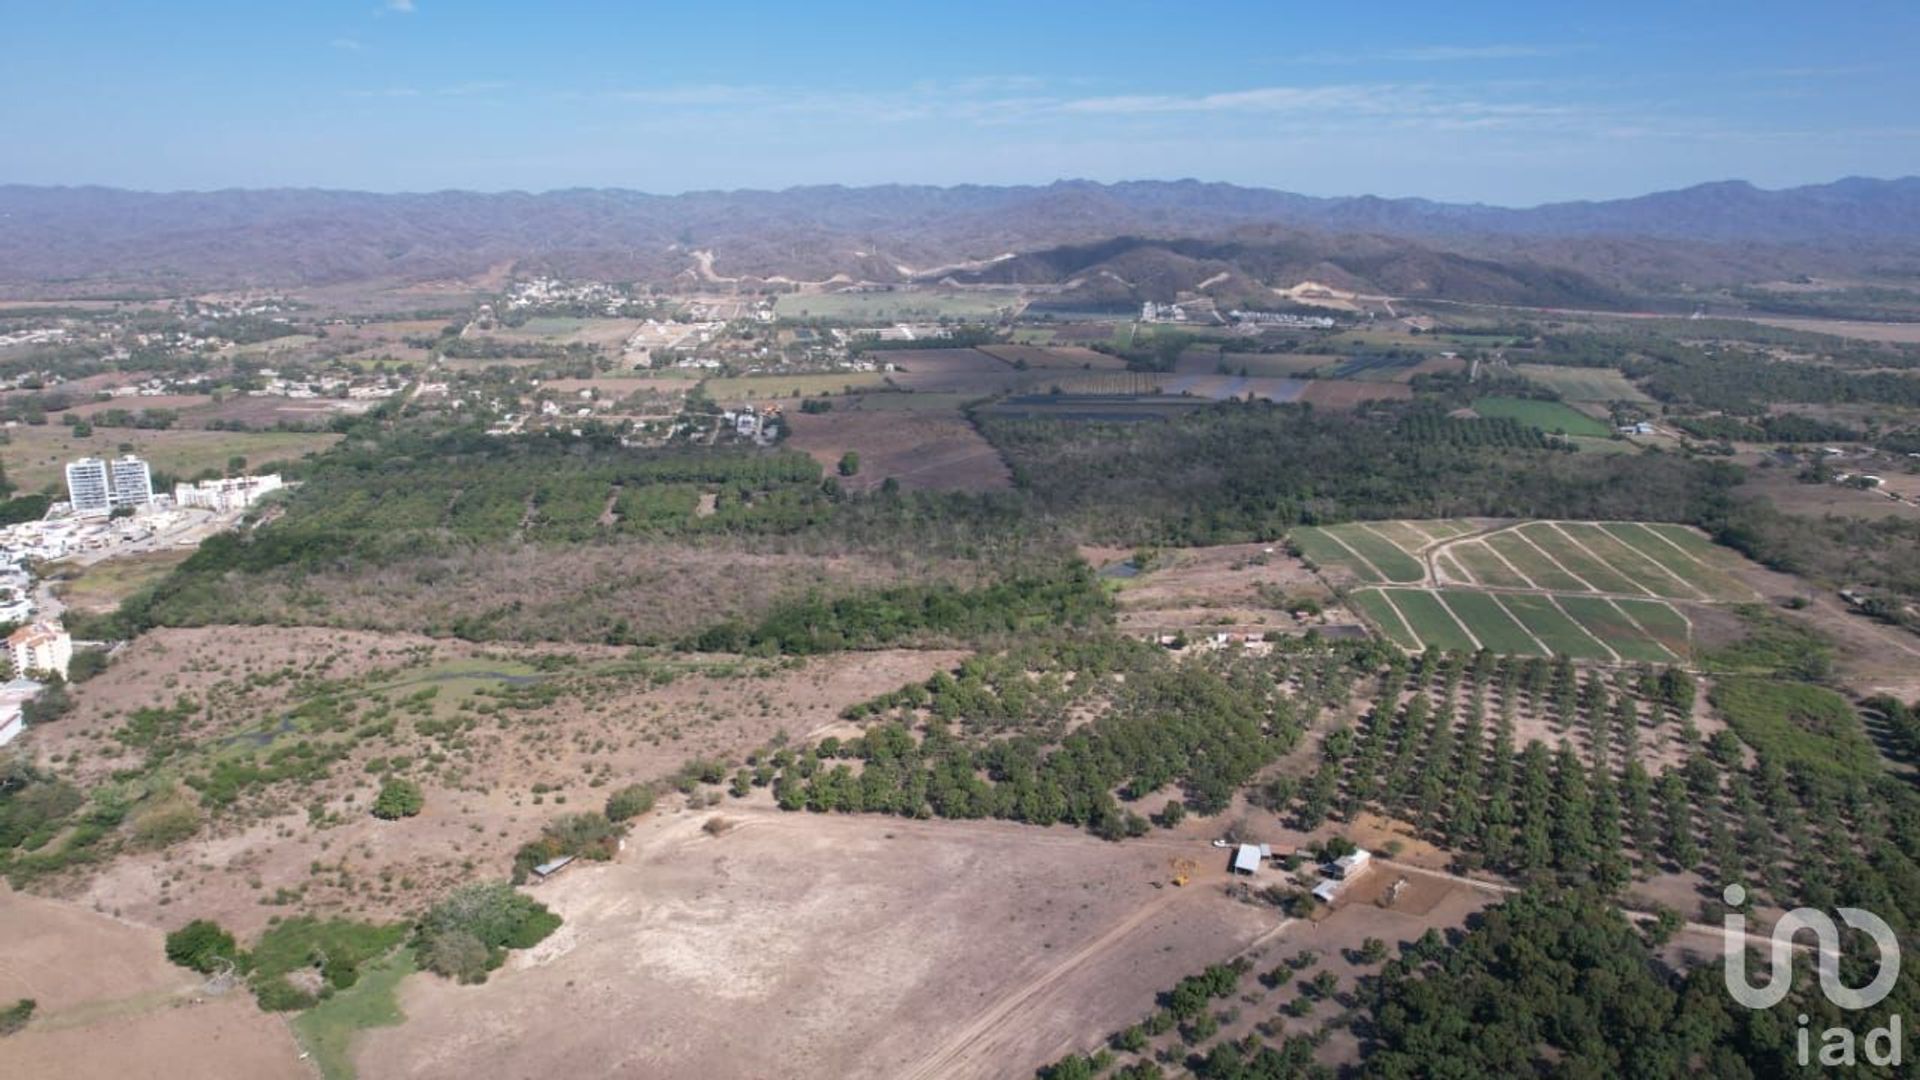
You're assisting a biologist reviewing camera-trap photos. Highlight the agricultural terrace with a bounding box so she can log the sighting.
[1295,519,1767,661]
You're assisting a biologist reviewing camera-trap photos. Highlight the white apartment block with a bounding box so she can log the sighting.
[173,473,283,512]
[8,621,71,680]
[66,454,154,515]
[109,455,154,509]
[65,457,112,514]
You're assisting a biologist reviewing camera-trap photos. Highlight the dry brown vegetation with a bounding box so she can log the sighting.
[156,539,984,644]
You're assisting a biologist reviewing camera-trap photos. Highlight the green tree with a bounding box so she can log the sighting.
[371,779,424,820]
[165,919,240,974]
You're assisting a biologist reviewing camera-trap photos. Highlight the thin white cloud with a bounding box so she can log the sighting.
[386,0,416,12]
[329,37,364,52]
[1293,43,1571,65]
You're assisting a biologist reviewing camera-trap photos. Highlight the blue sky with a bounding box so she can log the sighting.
[2,1,1917,204]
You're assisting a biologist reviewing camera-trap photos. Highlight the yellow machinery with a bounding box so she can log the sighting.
[1169,857,1197,887]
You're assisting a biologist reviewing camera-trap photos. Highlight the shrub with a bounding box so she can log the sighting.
[130,792,202,848]
[415,882,561,984]
[0,998,35,1036]
[66,648,110,683]
[604,783,655,822]
[165,919,240,974]
[371,779,424,820]
[511,811,625,882]
[251,976,316,1012]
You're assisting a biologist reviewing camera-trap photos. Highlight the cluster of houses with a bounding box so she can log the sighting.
[501,277,642,315]
[1228,841,1375,905]
[1227,309,1338,330]
[248,368,403,401]
[719,404,782,441]
[173,473,284,512]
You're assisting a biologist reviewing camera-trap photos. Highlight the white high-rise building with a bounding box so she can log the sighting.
[65,457,111,514]
[65,454,153,515]
[108,455,153,510]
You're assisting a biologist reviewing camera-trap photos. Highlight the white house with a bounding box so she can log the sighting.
[0,676,46,746]
[1331,849,1373,879]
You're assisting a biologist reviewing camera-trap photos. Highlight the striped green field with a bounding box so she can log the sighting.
[1514,524,1647,596]
[1496,594,1617,660]
[1309,519,1741,660]
[1554,595,1679,662]
[1555,522,1701,600]
[1378,590,1479,652]
[1483,530,1588,591]
[1348,589,1419,649]
[1292,524,1424,583]
[1601,522,1755,600]
[1347,586,1689,661]
[1434,590,1546,655]
[1615,597,1695,656]
[1292,527,1382,583]
[1443,539,1533,589]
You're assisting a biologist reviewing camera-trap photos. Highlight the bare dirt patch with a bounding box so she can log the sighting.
[356,808,1278,1080]
[784,408,1011,493]
[0,885,304,1080]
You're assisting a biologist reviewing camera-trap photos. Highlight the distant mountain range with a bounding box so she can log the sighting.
[3,176,1919,306]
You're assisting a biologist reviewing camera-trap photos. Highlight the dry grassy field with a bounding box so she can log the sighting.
[1104,542,1340,637]
[50,549,194,614]
[34,626,966,936]
[0,425,340,491]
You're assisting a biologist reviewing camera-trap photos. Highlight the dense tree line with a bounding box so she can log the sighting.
[981,401,1737,546]
[1671,412,1861,443]
[687,563,1110,654]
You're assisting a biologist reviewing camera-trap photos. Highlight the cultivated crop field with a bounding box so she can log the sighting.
[1296,519,1768,660]
[1296,381,1413,408]
[1468,396,1613,437]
